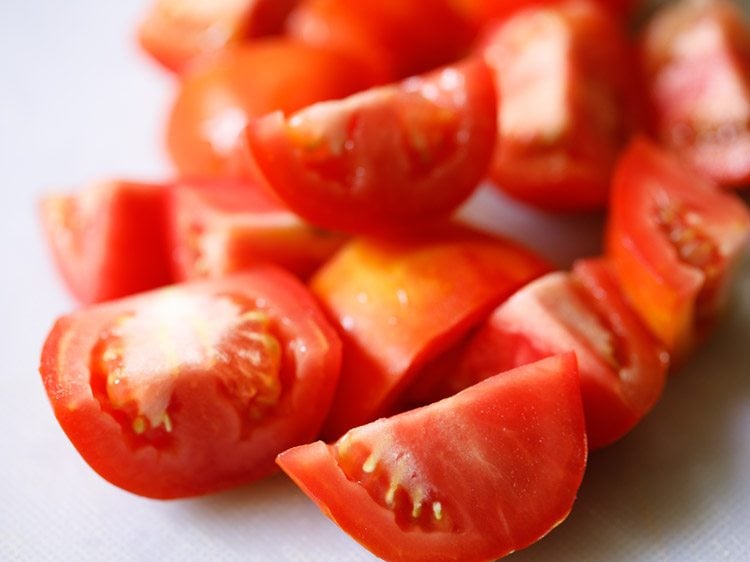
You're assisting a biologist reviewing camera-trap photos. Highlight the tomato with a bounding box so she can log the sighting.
[413,259,669,448]
[39,267,342,499]
[286,0,476,82]
[309,225,551,438]
[481,0,642,211]
[245,58,497,235]
[168,179,347,280]
[277,353,587,562]
[639,0,750,189]
[455,0,640,25]
[605,136,750,360]
[138,0,299,73]
[39,180,172,305]
[166,39,377,178]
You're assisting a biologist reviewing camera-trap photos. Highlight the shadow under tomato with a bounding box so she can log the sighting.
[509,251,750,562]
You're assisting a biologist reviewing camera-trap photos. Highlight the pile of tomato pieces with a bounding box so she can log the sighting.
[38,0,750,560]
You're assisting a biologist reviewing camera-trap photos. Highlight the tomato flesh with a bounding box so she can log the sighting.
[277,354,587,562]
[39,180,172,304]
[639,0,750,188]
[166,39,378,178]
[246,57,497,234]
[39,267,342,499]
[481,0,642,211]
[310,226,551,438]
[168,179,347,280]
[605,136,750,359]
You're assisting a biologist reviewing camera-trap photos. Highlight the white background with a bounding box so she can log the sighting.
[1,1,749,560]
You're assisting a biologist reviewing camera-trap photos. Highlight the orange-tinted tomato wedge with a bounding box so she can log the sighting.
[166,39,377,178]
[138,0,300,73]
[310,225,551,438]
[481,0,642,211]
[605,136,750,360]
[168,179,347,280]
[277,353,587,562]
[39,180,172,304]
[639,0,750,188]
[245,57,497,235]
[39,267,341,499]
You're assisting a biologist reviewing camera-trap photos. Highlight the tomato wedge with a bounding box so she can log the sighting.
[413,259,669,448]
[481,0,642,211]
[39,267,341,499]
[639,0,750,188]
[168,179,347,280]
[39,180,172,304]
[277,353,587,562]
[138,0,300,73]
[166,39,377,178]
[245,57,497,234]
[605,136,750,359]
[310,225,551,438]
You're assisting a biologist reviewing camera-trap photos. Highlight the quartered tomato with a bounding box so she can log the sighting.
[639,0,750,188]
[286,0,476,82]
[481,0,642,211]
[310,225,551,438]
[166,39,377,178]
[138,0,300,73]
[245,58,497,235]
[277,353,587,562]
[39,180,172,304]
[39,268,341,499]
[168,179,347,280]
[605,136,750,360]
[413,259,669,448]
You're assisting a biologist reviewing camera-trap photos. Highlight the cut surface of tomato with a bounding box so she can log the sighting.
[639,0,750,188]
[39,180,172,304]
[39,267,341,499]
[138,0,300,73]
[168,179,347,280]
[481,0,642,211]
[166,39,377,178]
[605,136,750,359]
[246,57,497,234]
[277,353,587,562]
[310,225,551,438]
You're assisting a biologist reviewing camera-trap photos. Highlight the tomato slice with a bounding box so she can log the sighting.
[138,0,300,73]
[639,0,750,188]
[415,260,669,448]
[310,226,551,438]
[285,0,476,82]
[245,58,497,234]
[168,179,347,280]
[39,180,172,304]
[605,136,750,359]
[166,39,377,178]
[277,353,587,562]
[39,267,341,499]
[481,0,642,211]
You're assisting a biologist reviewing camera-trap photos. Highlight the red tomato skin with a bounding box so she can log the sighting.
[138,0,300,73]
[39,267,342,499]
[605,137,750,360]
[286,0,476,82]
[166,39,378,178]
[310,226,552,439]
[639,0,750,188]
[481,0,643,211]
[277,354,587,562]
[39,180,172,305]
[245,57,498,235]
[167,179,347,281]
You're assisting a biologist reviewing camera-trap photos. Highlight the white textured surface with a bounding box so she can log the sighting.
[1,1,749,561]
